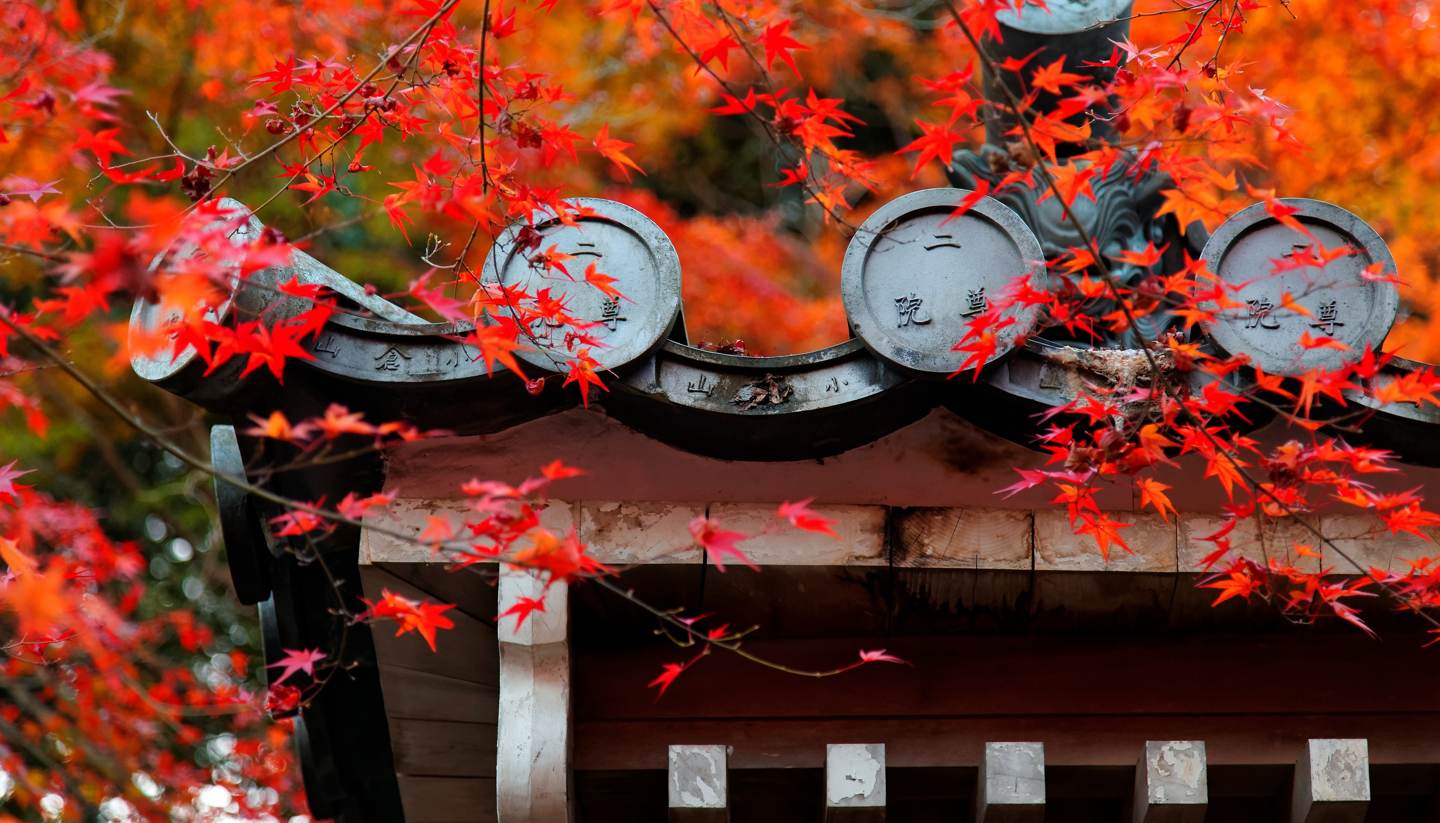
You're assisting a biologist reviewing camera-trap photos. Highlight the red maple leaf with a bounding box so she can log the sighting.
[237,320,316,383]
[647,648,709,700]
[943,179,991,224]
[593,124,643,181]
[562,349,608,407]
[777,498,838,537]
[899,119,965,179]
[688,515,757,572]
[73,127,129,166]
[265,684,302,718]
[696,33,739,73]
[267,648,326,686]
[0,459,34,499]
[760,19,809,77]
[289,173,337,205]
[509,528,610,585]
[858,648,906,665]
[647,662,688,698]
[540,460,584,481]
[497,595,546,631]
[363,589,457,652]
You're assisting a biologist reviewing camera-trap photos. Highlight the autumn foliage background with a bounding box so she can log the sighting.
[2,0,1440,819]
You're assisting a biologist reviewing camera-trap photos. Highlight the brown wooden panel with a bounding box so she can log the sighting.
[575,714,1440,770]
[379,664,498,724]
[390,718,497,778]
[573,633,1440,719]
[396,775,497,823]
[377,560,497,623]
[361,566,498,684]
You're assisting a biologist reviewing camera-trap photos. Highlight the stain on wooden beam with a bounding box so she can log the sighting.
[978,742,1045,822]
[668,744,728,821]
[825,743,886,820]
[1133,740,1206,822]
[1291,738,1370,823]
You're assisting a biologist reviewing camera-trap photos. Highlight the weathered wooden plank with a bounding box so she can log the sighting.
[496,566,571,822]
[378,664,498,724]
[364,498,1433,575]
[708,503,886,566]
[579,501,704,565]
[1134,740,1207,823]
[1291,739,1370,823]
[1319,514,1437,575]
[1178,515,1315,574]
[360,498,576,564]
[892,507,1032,569]
[360,566,498,684]
[668,744,728,821]
[395,775,497,823]
[389,718,497,778]
[825,743,886,821]
[1034,510,1175,573]
[977,742,1044,822]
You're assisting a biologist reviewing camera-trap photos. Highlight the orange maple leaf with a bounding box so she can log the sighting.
[583,262,624,300]
[592,124,643,181]
[1136,477,1177,522]
[1203,566,1262,606]
[1030,56,1088,95]
[562,348,608,407]
[1298,331,1348,351]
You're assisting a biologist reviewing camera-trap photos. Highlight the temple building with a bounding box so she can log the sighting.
[130,3,1440,821]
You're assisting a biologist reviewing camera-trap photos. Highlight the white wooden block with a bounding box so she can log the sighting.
[826,743,886,820]
[1134,740,1207,822]
[496,566,570,822]
[978,742,1044,822]
[496,643,569,822]
[497,567,567,646]
[669,745,728,821]
[1291,739,1369,823]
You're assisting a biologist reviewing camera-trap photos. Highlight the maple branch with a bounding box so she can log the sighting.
[0,242,66,262]
[941,0,1440,631]
[1166,0,1223,70]
[0,307,892,681]
[590,575,893,678]
[644,0,861,231]
[477,0,493,193]
[213,0,460,181]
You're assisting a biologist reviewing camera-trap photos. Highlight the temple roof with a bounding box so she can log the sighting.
[127,189,1433,466]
